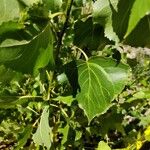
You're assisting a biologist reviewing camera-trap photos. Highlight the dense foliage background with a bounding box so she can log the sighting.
[0,0,150,149]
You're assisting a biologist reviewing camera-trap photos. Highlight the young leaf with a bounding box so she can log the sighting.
[76,57,129,121]
[32,106,52,149]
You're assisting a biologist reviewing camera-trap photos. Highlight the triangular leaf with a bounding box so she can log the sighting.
[76,57,129,121]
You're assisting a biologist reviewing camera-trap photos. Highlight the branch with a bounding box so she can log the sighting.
[55,0,74,64]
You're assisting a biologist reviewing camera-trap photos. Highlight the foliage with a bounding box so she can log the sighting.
[0,0,150,149]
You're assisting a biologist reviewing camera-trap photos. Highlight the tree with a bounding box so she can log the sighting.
[0,0,150,149]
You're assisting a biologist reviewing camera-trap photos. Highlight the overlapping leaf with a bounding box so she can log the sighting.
[0,0,20,25]
[124,15,150,47]
[93,0,119,42]
[0,0,24,34]
[76,57,129,121]
[74,18,107,50]
[0,23,54,75]
[43,0,63,12]
[125,0,150,37]
[0,21,24,36]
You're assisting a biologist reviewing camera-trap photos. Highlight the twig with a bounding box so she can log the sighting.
[55,0,74,64]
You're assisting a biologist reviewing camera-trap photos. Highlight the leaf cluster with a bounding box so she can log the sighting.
[0,0,150,149]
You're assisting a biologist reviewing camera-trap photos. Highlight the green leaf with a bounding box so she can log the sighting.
[125,0,150,37]
[73,17,106,50]
[0,97,28,109]
[43,0,63,12]
[59,124,69,148]
[126,91,146,103]
[57,73,68,85]
[0,23,54,75]
[93,0,119,42]
[92,57,129,95]
[97,141,111,150]
[124,15,150,48]
[18,0,41,6]
[0,65,22,84]
[110,0,135,40]
[76,57,129,121]
[53,96,74,106]
[0,21,24,36]
[32,106,52,149]
[0,96,19,104]
[94,106,125,136]
[144,126,150,141]
[139,116,150,127]
[15,125,33,150]
[0,0,20,25]
[74,0,84,7]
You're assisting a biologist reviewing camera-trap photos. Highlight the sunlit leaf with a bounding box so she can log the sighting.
[0,0,20,25]
[97,141,111,150]
[53,96,74,106]
[59,124,69,148]
[76,57,129,121]
[144,126,150,141]
[32,106,52,149]
[139,116,150,127]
